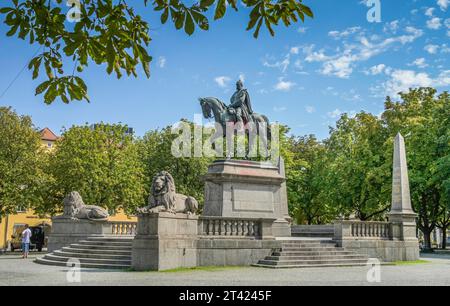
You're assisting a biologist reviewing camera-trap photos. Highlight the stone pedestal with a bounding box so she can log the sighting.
[47,218,111,252]
[132,212,198,271]
[203,159,291,237]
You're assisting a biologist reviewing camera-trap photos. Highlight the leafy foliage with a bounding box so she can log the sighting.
[41,123,145,215]
[383,88,450,248]
[0,0,313,104]
[138,120,214,208]
[0,107,46,217]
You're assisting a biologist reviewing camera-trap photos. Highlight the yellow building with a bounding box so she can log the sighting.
[0,127,136,251]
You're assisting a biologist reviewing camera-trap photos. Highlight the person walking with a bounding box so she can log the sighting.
[21,225,32,259]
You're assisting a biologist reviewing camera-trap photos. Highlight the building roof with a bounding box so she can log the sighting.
[39,127,59,141]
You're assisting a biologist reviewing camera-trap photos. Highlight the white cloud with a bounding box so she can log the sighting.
[425,7,435,17]
[305,106,315,113]
[427,17,442,30]
[409,58,428,68]
[367,64,386,75]
[384,20,400,33]
[328,27,362,39]
[327,109,342,119]
[297,27,308,34]
[381,69,450,97]
[442,44,450,53]
[157,56,166,68]
[294,59,303,70]
[424,44,439,54]
[214,76,231,88]
[303,27,423,78]
[305,48,331,62]
[290,46,300,55]
[438,0,449,11]
[238,73,245,82]
[263,55,290,73]
[274,78,295,91]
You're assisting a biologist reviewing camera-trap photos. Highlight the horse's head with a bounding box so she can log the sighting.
[199,97,212,119]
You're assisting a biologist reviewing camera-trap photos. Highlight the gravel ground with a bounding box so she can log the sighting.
[1,253,450,286]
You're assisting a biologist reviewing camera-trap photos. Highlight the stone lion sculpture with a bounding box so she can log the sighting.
[138,171,198,215]
[59,191,109,221]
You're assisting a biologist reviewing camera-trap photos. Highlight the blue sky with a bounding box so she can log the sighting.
[0,0,449,139]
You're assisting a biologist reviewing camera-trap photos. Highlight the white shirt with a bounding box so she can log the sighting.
[22,228,32,244]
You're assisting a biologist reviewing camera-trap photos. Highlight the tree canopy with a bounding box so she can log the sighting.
[40,123,145,215]
[0,107,46,217]
[0,0,313,104]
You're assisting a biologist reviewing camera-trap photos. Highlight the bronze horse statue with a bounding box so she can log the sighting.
[199,97,271,158]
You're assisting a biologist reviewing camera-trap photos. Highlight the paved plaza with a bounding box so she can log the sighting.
[1,252,450,286]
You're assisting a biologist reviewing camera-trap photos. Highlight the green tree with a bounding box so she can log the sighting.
[0,107,46,218]
[0,0,313,104]
[382,88,450,249]
[42,123,145,215]
[285,135,334,224]
[138,120,213,207]
[323,112,391,221]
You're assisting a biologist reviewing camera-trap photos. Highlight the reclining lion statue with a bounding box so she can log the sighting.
[138,171,198,215]
[57,191,109,221]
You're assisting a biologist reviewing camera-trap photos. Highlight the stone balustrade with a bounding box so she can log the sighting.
[198,216,276,239]
[350,221,392,239]
[334,220,392,240]
[110,221,137,236]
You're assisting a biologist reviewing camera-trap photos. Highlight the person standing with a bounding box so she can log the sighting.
[21,225,32,259]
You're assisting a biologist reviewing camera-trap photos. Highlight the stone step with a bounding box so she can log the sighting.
[62,247,131,256]
[280,240,335,244]
[78,240,133,246]
[44,254,131,265]
[272,251,355,256]
[257,258,368,266]
[54,250,131,260]
[69,243,132,251]
[291,233,334,238]
[265,254,367,261]
[280,243,337,248]
[252,262,368,269]
[280,247,346,252]
[85,237,134,242]
[34,257,130,270]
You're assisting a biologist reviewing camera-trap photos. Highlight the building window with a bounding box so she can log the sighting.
[16,205,26,213]
[47,142,52,148]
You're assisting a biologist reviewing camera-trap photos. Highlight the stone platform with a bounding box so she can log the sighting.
[203,159,291,237]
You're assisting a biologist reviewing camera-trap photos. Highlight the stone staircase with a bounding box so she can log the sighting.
[253,239,369,268]
[35,236,133,269]
[291,225,334,238]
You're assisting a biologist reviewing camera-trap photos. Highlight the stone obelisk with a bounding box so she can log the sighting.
[271,156,292,237]
[387,133,417,241]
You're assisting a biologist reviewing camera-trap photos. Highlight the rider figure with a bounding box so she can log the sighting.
[228,79,253,123]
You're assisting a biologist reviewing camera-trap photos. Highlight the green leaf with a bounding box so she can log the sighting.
[253,17,263,38]
[161,8,169,24]
[185,12,195,35]
[142,61,150,78]
[0,7,14,14]
[299,4,314,18]
[214,0,227,20]
[200,0,215,8]
[35,81,51,95]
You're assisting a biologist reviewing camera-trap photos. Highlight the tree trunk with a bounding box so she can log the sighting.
[442,228,447,250]
[423,230,432,250]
